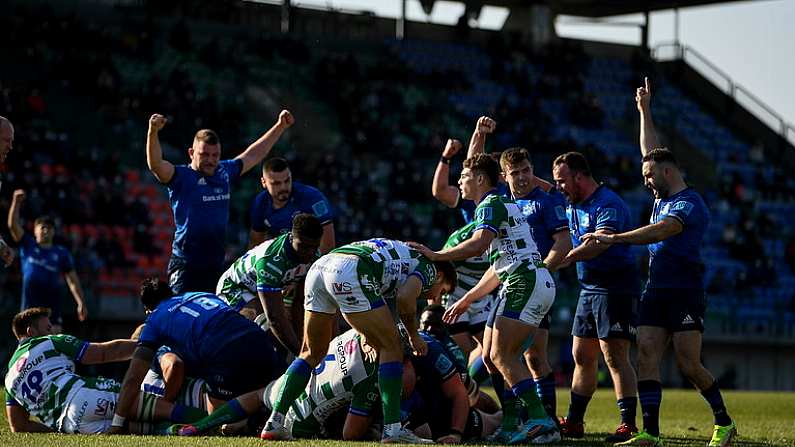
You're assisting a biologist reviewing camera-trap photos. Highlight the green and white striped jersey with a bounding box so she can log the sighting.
[282,329,378,436]
[473,194,543,277]
[442,222,490,303]
[218,233,316,297]
[5,335,91,430]
[331,239,437,297]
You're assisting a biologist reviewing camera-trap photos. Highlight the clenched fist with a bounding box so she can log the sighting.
[475,116,496,134]
[149,114,167,133]
[277,110,295,128]
[12,189,25,203]
[442,139,462,158]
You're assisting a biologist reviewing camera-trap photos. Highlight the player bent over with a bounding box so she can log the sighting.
[261,238,456,443]
[4,308,203,434]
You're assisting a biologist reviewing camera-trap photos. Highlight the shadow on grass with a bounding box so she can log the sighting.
[525,432,780,446]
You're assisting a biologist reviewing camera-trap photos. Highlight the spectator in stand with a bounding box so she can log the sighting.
[0,116,16,266]
[145,111,294,294]
[7,189,87,333]
[249,157,335,253]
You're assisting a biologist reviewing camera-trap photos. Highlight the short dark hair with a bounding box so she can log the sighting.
[433,260,458,290]
[292,213,324,239]
[34,215,55,228]
[500,147,532,169]
[642,147,679,167]
[13,307,50,339]
[422,303,445,316]
[263,157,290,175]
[420,304,445,327]
[553,151,592,177]
[193,129,220,145]
[139,277,174,311]
[463,154,500,187]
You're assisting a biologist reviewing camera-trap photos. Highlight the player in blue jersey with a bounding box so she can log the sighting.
[403,331,502,443]
[581,79,735,447]
[109,278,284,433]
[432,117,509,223]
[8,189,87,332]
[553,152,639,442]
[249,157,335,253]
[0,116,16,267]
[145,110,295,294]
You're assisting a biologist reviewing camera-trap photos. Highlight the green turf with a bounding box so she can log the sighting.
[0,388,792,446]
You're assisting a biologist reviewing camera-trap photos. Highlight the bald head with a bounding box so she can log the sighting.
[0,116,14,163]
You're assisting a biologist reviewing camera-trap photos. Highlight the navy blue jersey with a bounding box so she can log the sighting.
[514,187,569,257]
[459,183,509,223]
[250,181,334,236]
[567,185,637,292]
[410,332,458,384]
[420,330,467,374]
[647,188,710,289]
[138,292,260,372]
[167,159,243,268]
[19,234,74,316]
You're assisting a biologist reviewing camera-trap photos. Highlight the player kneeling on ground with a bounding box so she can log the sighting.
[4,308,204,434]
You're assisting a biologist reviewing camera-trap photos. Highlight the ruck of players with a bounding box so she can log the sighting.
[3,77,737,447]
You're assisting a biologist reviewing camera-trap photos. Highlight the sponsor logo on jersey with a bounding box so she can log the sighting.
[197,178,207,185]
[681,314,695,325]
[610,322,623,332]
[312,200,329,217]
[94,398,113,417]
[554,205,567,221]
[332,282,353,295]
[671,201,694,216]
[336,339,350,376]
[476,207,493,222]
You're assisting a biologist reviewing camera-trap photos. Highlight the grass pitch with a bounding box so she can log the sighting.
[0,388,792,446]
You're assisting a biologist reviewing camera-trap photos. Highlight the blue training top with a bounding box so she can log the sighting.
[19,234,74,318]
[567,185,637,293]
[647,187,710,290]
[166,159,243,268]
[250,181,334,236]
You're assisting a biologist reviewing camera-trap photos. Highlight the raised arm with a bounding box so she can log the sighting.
[64,270,88,322]
[236,110,295,175]
[466,116,496,158]
[146,114,176,184]
[7,189,25,243]
[432,139,463,208]
[637,77,661,156]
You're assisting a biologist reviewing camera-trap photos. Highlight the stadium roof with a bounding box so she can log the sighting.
[461,0,750,18]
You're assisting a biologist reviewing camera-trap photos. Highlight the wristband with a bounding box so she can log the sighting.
[111,414,126,427]
[439,156,451,165]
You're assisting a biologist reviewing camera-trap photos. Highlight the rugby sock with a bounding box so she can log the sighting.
[378,361,404,426]
[566,391,591,424]
[700,381,732,426]
[534,373,557,421]
[273,358,312,415]
[512,378,547,420]
[137,392,157,423]
[170,403,208,423]
[469,356,490,384]
[186,399,247,433]
[617,396,637,426]
[638,380,662,437]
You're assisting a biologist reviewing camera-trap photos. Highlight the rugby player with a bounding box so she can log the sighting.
[5,308,202,434]
[249,157,335,253]
[145,110,294,293]
[412,153,560,444]
[581,78,736,447]
[260,238,456,443]
[169,329,380,440]
[554,151,639,442]
[8,189,87,331]
[216,213,323,355]
[110,278,284,433]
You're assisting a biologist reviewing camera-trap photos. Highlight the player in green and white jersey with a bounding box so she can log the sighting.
[441,221,493,360]
[4,307,204,434]
[411,153,560,444]
[216,213,322,355]
[261,238,457,444]
[170,329,379,440]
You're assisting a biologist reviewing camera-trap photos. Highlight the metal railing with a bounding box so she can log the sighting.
[653,42,795,147]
